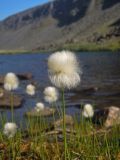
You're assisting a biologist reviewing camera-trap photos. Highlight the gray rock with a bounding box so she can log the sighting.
[0,90,23,108]
[104,106,120,128]
[25,107,56,117]
[53,115,74,129]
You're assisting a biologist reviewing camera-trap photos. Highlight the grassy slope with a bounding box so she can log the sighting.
[0,41,119,54]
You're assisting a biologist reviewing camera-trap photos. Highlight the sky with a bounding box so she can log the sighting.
[0,0,49,20]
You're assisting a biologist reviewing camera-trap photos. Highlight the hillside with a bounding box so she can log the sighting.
[0,0,120,52]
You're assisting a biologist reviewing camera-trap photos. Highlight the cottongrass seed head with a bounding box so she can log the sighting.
[48,50,81,89]
[4,72,19,91]
[44,86,58,103]
[3,122,18,138]
[82,104,94,118]
[34,102,45,112]
[26,84,35,96]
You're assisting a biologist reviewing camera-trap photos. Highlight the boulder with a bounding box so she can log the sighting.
[43,115,75,140]
[104,106,120,128]
[53,115,74,129]
[25,107,56,117]
[93,106,120,128]
[17,73,33,80]
[0,90,23,108]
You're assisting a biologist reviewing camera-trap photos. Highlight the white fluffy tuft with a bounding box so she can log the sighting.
[4,72,19,91]
[3,122,18,138]
[26,84,35,96]
[82,104,94,118]
[34,102,45,112]
[44,86,58,103]
[48,50,81,89]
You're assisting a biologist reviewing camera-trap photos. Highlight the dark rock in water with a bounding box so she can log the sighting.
[25,107,56,117]
[93,106,120,128]
[0,76,4,86]
[81,87,98,94]
[0,73,33,85]
[17,73,33,80]
[73,87,98,96]
[0,90,23,108]
[92,108,109,125]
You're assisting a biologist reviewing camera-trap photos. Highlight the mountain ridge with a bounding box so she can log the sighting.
[0,0,120,51]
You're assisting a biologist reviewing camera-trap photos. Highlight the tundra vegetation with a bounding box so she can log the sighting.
[0,51,119,160]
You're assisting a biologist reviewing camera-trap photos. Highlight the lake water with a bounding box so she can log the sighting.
[0,52,120,125]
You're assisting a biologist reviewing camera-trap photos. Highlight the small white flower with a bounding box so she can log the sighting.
[34,102,45,112]
[44,86,58,103]
[48,50,81,89]
[4,72,19,91]
[3,122,18,138]
[82,104,94,118]
[26,84,35,96]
